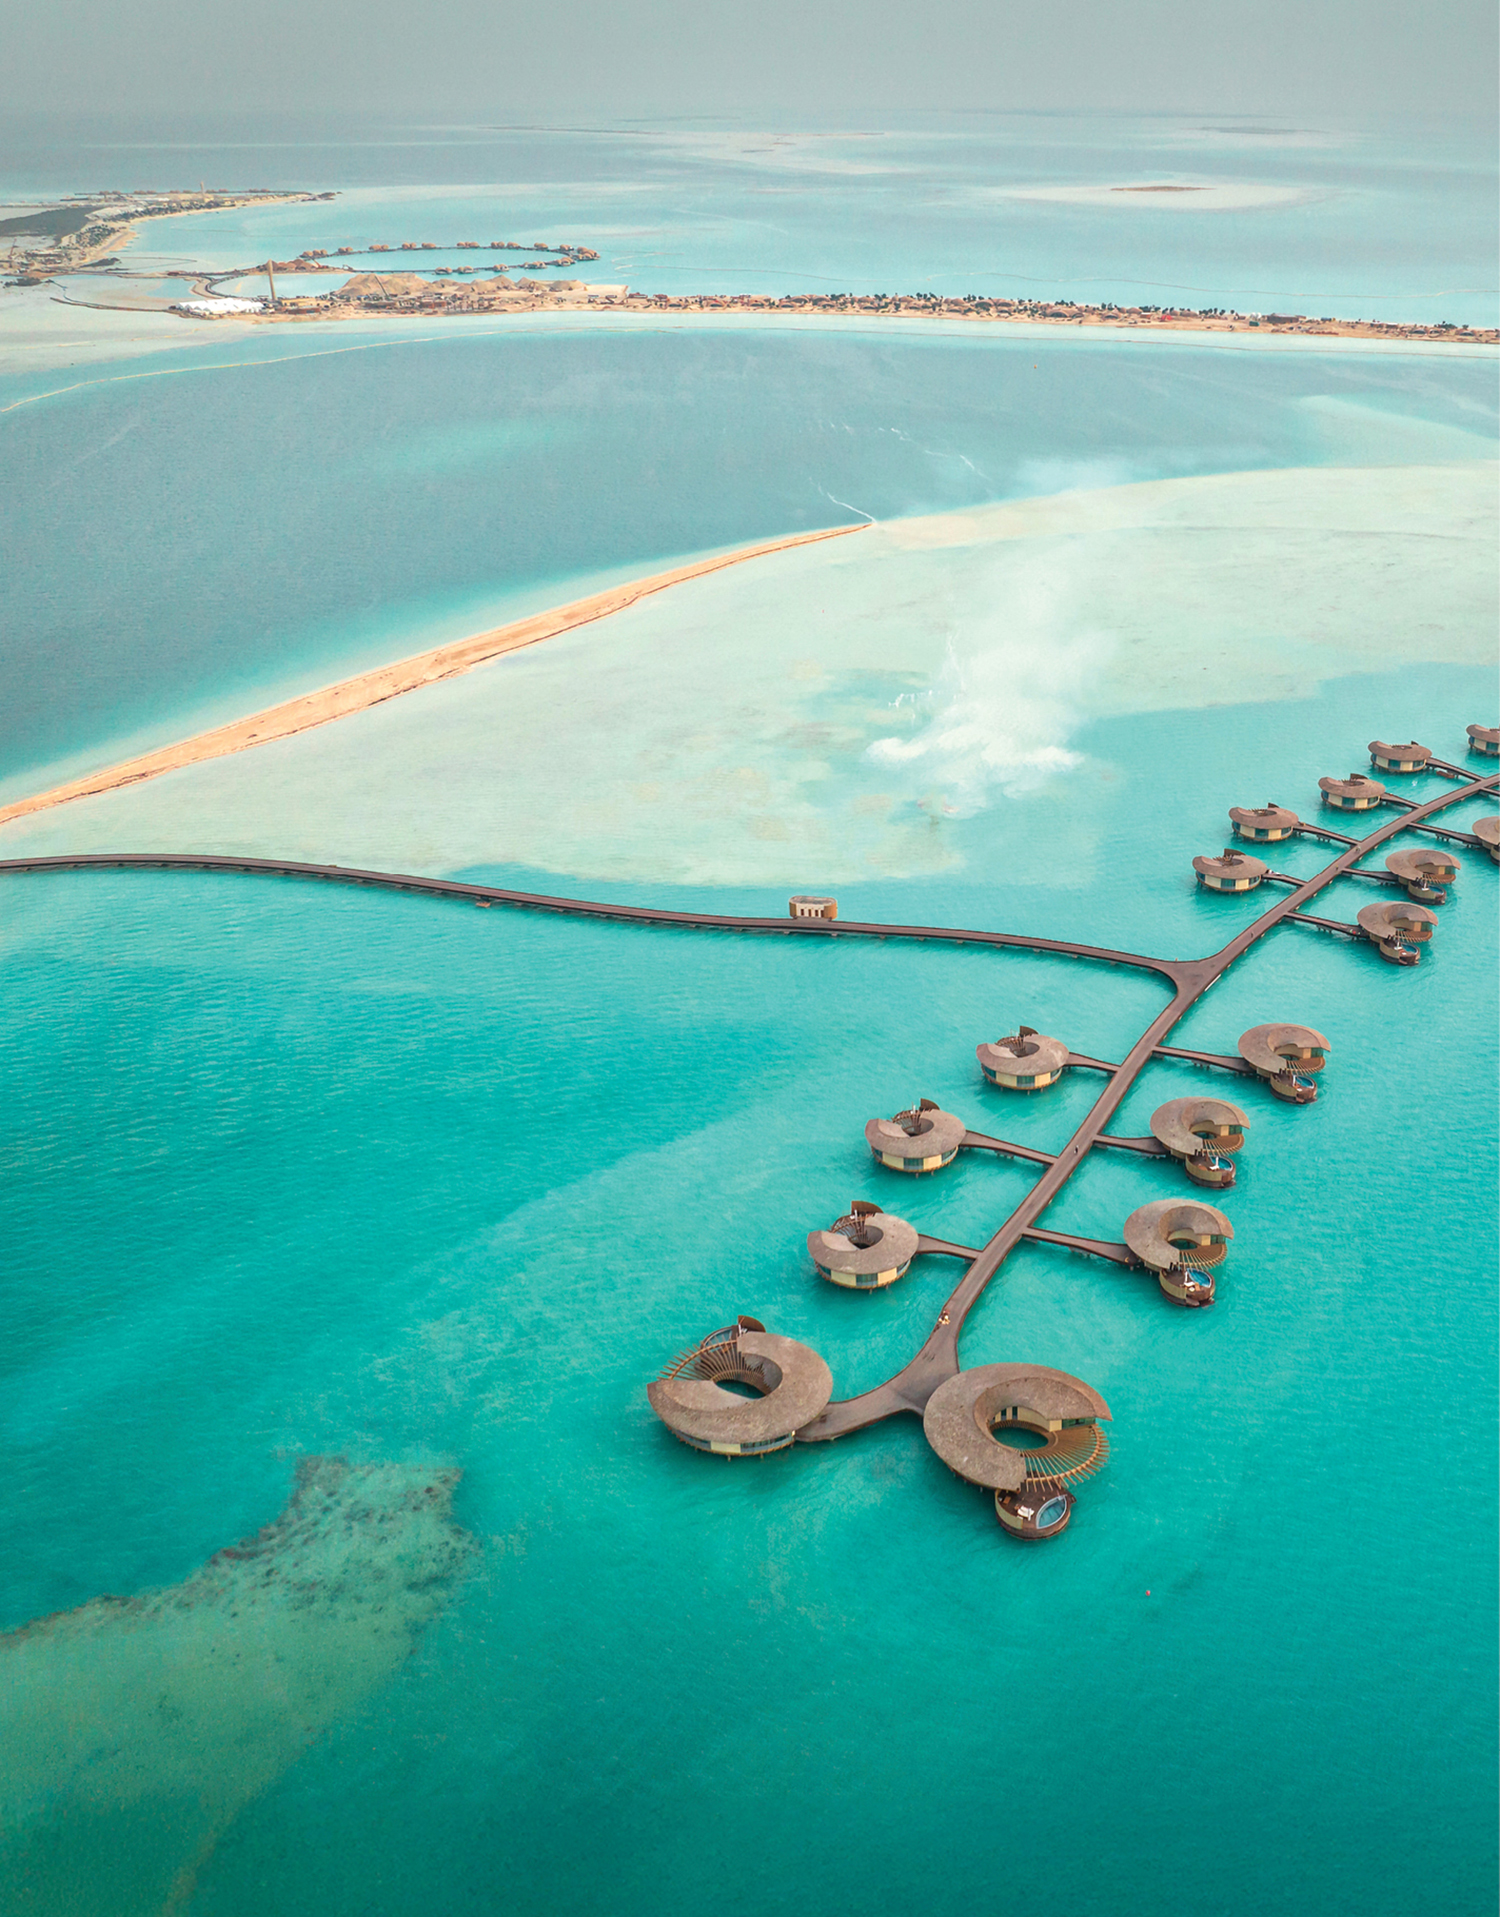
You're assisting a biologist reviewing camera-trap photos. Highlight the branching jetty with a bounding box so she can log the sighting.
[3,733,1496,1546]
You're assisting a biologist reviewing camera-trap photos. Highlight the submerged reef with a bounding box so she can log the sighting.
[0,1456,475,1917]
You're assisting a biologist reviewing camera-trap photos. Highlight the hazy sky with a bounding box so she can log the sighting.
[8,0,1497,116]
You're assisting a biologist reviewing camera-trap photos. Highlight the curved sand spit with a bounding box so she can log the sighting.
[0,521,866,829]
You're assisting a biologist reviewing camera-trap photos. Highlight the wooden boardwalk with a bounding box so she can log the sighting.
[1,765,1495,1444]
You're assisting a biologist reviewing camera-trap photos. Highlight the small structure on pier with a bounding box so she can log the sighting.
[922,1363,1111,1541]
[788,895,837,919]
[1385,847,1460,903]
[1237,1023,1329,1102]
[976,1026,1069,1090]
[1474,816,1500,863]
[1357,899,1437,965]
[1193,848,1269,891]
[647,1319,832,1455]
[1230,803,1299,842]
[1466,724,1499,758]
[1368,740,1432,774]
[1148,1097,1248,1188]
[1319,772,1386,811]
[865,1099,966,1174]
[807,1203,919,1288]
[1123,1198,1232,1306]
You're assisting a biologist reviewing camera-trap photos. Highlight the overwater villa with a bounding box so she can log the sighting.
[1123,1198,1233,1305]
[788,894,838,919]
[647,1319,833,1456]
[1368,739,1432,773]
[1357,899,1437,964]
[1467,724,1499,757]
[864,1099,966,1173]
[1319,772,1387,810]
[1474,816,1500,862]
[1385,847,1460,903]
[976,1026,1069,1089]
[807,1202,919,1288]
[1236,1023,1329,1102]
[1148,1097,1248,1188]
[921,1363,1111,1540]
[1193,848,1269,891]
[1229,802,1299,842]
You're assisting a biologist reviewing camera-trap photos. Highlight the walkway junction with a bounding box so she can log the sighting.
[2,726,1496,1544]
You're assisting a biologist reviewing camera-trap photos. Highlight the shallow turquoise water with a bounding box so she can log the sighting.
[2,323,1493,798]
[1,108,1496,1916]
[2,680,1494,1914]
[4,109,1497,321]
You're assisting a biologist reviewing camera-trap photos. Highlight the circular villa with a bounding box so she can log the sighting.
[1466,724,1499,758]
[976,1026,1069,1090]
[1474,816,1500,863]
[1385,847,1460,903]
[1237,1023,1329,1102]
[1123,1198,1233,1306]
[1229,803,1299,843]
[1319,772,1387,811]
[864,1099,966,1174]
[922,1363,1112,1541]
[1357,899,1437,965]
[1368,739,1432,774]
[1193,848,1269,892]
[647,1320,833,1456]
[1149,1097,1248,1188]
[807,1203,920,1289]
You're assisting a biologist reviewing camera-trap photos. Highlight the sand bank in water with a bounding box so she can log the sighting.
[0,1457,474,1916]
[0,521,865,830]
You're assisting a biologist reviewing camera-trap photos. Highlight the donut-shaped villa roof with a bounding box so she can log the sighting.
[1473,816,1500,848]
[1386,847,1460,882]
[1229,804,1299,833]
[975,1031,1069,1077]
[647,1331,832,1447]
[1467,725,1499,749]
[806,1210,919,1277]
[1193,850,1269,882]
[1149,1096,1249,1157]
[1237,1023,1330,1073]
[1318,772,1387,802]
[923,1364,1112,1492]
[1124,1199,1234,1272]
[1357,900,1438,942]
[1368,739,1431,766]
[864,1106,967,1159]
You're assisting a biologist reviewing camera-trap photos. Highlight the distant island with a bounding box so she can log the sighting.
[7,195,1496,344]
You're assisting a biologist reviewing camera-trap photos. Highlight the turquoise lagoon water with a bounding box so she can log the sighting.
[2,684,1496,1914]
[1,110,1497,1916]
[3,109,1497,323]
[1,324,1494,797]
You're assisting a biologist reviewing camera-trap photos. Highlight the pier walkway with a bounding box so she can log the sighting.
[2,767,1494,1446]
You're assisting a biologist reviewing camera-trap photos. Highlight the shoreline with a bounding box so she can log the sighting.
[0,522,866,829]
[213,285,1500,347]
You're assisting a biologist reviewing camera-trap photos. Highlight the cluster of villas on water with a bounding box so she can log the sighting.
[646,724,1498,1543]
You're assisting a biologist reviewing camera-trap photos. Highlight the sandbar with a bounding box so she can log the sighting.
[0,521,866,828]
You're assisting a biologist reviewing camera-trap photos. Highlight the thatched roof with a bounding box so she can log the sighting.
[1193,850,1268,880]
[1357,900,1437,941]
[1319,772,1387,800]
[1124,1198,1233,1271]
[976,1031,1069,1077]
[1149,1097,1249,1157]
[922,1364,1111,1491]
[647,1332,832,1445]
[1237,1023,1329,1074]
[865,1106,966,1158]
[807,1210,919,1276]
[1229,804,1299,832]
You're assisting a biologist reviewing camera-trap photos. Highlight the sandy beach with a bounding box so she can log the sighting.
[0,521,866,828]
